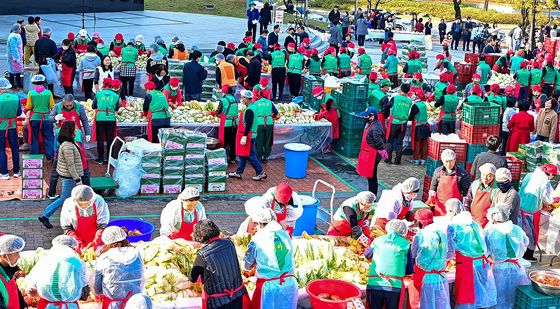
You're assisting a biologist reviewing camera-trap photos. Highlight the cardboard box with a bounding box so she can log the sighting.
[140,184,160,194]
[140,178,161,185]
[23,179,42,189]
[22,169,43,179]
[163,176,183,185]
[163,169,184,177]
[184,184,203,192]
[208,171,227,177]
[22,154,43,169]
[142,166,161,175]
[185,176,205,185]
[208,175,227,183]
[207,182,226,192]
[22,189,43,200]
[185,165,205,174]
[163,184,183,194]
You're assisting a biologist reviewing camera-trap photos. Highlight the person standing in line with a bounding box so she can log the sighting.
[328,5,341,26]
[356,107,388,196]
[17,19,26,52]
[259,3,272,34]
[384,84,418,165]
[286,45,304,99]
[424,17,433,50]
[269,44,286,101]
[267,25,280,51]
[438,19,447,44]
[24,16,39,65]
[77,45,101,100]
[535,98,558,142]
[120,41,139,97]
[435,84,459,134]
[462,17,473,51]
[26,74,55,159]
[142,81,170,143]
[450,18,462,50]
[56,39,77,95]
[247,1,259,42]
[254,92,278,163]
[356,14,369,48]
[7,24,24,90]
[328,21,343,52]
[411,99,431,165]
[506,100,534,152]
[0,79,22,180]
[182,50,208,101]
[341,12,350,37]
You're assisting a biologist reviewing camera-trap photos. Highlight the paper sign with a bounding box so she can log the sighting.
[275,9,284,24]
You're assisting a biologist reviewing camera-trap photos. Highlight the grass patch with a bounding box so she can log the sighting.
[145,0,247,18]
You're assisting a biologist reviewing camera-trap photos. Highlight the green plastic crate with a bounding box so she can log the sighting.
[515,285,560,309]
[339,111,367,130]
[462,102,501,125]
[303,76,324,94]
[336,137,361,158]
[467,144,487,162]
[338,94,368,113]
[342,82,369,101]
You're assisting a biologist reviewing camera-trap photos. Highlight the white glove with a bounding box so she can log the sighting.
[362,219,370,228]
[252,19,258,24]
[240,136,247,146]
[54,114,65,121]
[85,135,91,142]
[429,190,436,197]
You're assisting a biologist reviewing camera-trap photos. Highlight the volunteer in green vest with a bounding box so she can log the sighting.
[255,96,279,163]
[530,60,543,104]
[412,99,431,165]
[487,84,507,111]
[365,219,413,309]
[0,79,22,179]
[305,48,321,76]
[510,49,525,74]
[493,50,513,73]
[543,55,557,97]
[213,85,238,163]
[228,90,267,181]
[109,33,125,57]
[514,61,530,100]
[368,72,380,92]
[96,43,110,57]
[475,54,492,89]
[357,47,373,75]
[142,81,170,144]
[338,47,352,77]
[120,41,139,97]
[465,84,485,103]
[532,85,547,111]
[161,77,183,108]
[134,35,146,55]
[286,43,304,98]
[383,49,399,87]
[435,54,457,82]
[92,78,120,164]
[403,50,422,77]
[321,47,338,75]
[270,44,287,101]
[433,73,449,101]
[462,73,481,98]
[408,72,432,100]
[368,78,392,132]
[26,74,55,160]
[327,191,376,239]
[0,234,26,309]
[384,84,418,164]
[435,84,459,134]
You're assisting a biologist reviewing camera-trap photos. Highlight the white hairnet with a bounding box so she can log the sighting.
[31,74,46,83]
[479,163,497,175]
[250,207,276,224]
[178,187,200,200]
[135,35,144,42]
[0,78,12,89]
[102,226,127,245]
[52,235,78,249]
[241,90,253,99]
[441,149,456,161]
[125,294,153,309]
[357,191,376,204]
[244,196,267,216]
[226,54,236,62]
[0,235,25,254]
[401,177,421,193]
[71,185,94,203]
[386,219,408,236]
[43,27,52,35]
[78,29,87,36]
[445,198,464,215]
[10,23,20,33]
[495,168,512,182]
[488,203,511,223]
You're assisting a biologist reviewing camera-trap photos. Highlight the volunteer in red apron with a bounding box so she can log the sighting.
[160,187,207,241]
[373,177,421,230]
[109,33,125,57]
[365,219,414,309]
[485,203,530,309]
[428,149,471,216]
[94,226,144,309]
[212,85,238,163]
[191,219,250,309]
[143,81,171,143]
[327,191,376,245]
[383,83,418,164]
[0,234,26,309]
[367,79,392,133]
[464,163,496,228]
[73,29,90,54]
[409,72,429,100]
[25,73,55,160]
[92,78,119,164]
[356,107,388,196]
[532,85,546,112]
[252,77,272,101]
[242,207,298,309]
[409,223,451,309]
[60,185,110,253]
[435,84,459,134]
[260,182,303,236]
[25,245,87,309]
[161,77,183,108]
[448,210,497,308]
[312,86,339,153]
[0,79,22,180]
[58,39,77,95]
[518,163,557,262]
[228,90,267,181]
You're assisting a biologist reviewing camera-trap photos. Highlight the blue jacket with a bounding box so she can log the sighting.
[182,60,208,94]
[247,8,259,24]
[452,22,462,34]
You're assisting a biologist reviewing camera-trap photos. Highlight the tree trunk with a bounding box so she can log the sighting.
[529,0,537,50]
[375,0,381,10]
[483,0,489,11]
[453,0,462,19]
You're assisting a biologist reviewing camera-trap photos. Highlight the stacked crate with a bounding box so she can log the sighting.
[335,81,369,158]
[206,149,228,192]
[160,129,187,194]
[184,131,207,192]
[302,75,324,111]
[519,141,543,172]
[454,62,477,91]
[168,59,186,79]
[140,149,163,195]
[201,62,217,101]
[460,102,501,145]
[22,154,44,200]
[401,44,428,71]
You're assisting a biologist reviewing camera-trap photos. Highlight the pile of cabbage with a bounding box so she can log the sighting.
[487,73,515,88]
[76,54,148,71]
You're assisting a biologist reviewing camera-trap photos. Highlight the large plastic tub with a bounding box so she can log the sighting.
[284,143,312,179]
[107,219,155,243]
[293,195,320,236]
[306,279,362,309]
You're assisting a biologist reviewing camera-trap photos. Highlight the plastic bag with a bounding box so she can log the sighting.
[115,151,142,197]
[40,58,58,84]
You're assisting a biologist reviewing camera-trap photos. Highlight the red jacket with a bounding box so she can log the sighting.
[507,111,535,152]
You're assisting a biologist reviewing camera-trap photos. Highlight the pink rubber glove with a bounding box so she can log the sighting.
[378,149,388,160]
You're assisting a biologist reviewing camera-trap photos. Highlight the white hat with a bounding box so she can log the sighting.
[487,203,511,223]
[102,226,128,245]
[52,235,78,248]
[357,191,376,204]
[495,168,512,182]
[79,29,88,36]
[135,35,144,42]
[178,187,200,200]
[250,207,276,224]
[386,219,408,236]
[240,90,253,99]
[441,149,456,161]
[0,235,25,254]
[479,163,497,175]
[445,198,464,215]
[401,177,421,193]
[31,74,46,83]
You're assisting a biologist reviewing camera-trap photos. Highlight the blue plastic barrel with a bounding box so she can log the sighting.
[293,195,320,236]
[107,219,155,243]
[284,143,312,179]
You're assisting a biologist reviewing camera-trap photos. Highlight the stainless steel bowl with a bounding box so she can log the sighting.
[529,271,560,297]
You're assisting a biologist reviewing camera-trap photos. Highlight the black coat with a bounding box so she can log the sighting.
[55,48,77,68]
[246,57,262,88]
[182,60,208,94]
[34,36,57,65]
[260,7,272,25]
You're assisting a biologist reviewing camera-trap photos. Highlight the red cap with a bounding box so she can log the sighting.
[115,33,123,41]
[303,38,310,44]
[507,50,514,55]
[472,73,481,79]
[297,46,306,54]
[532,84,542,92]
[169,77,180,88]
[533,61,541,69]
[260,77,269,87]
[227,42,236,49]
[414,208,434,226]
[144,81,156,90]
[347,42,355,48]
[490,84,501,93]
[388,49,396,55]
[339,47,346,53]
[221,84,230,93]
[520,61,528,69]
[542,163,559,176]
[275,182,293,204]
[312,86,325,97]
[436,54,444,60]
[254,43,262,49]
[369,72,378,81]
[287,42,296,48]
[439,73,449,82]
[243,36,252,43]
[358,47,366,54]
[67,32,75,41]
[111,79,121,89]
[381,72,389,79]
[311,48,318,54]
[274,44,281,50]
[472,85,483,96]
[504,85,515,95]
[546,55,554,63]
[102,78,113,88]
[409,50,417,59]
[446,84,457,94]
[412,72,422,80]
